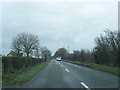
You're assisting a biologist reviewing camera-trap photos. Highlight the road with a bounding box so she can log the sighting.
[4,59,119,89]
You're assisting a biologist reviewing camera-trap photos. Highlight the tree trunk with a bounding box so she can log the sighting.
[27,53,29,58]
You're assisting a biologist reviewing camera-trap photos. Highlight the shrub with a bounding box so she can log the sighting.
[2,57,44,74]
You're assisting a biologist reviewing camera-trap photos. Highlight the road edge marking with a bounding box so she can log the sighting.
[80,82,91,90]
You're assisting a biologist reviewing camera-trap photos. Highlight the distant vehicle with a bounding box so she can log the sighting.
[56,57,61,61]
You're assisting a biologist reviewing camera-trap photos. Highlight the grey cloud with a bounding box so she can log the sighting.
[2,2,117,55]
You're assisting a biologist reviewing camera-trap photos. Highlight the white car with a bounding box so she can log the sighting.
[56,57,61,61]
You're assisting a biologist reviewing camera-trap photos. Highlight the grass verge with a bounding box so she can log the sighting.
[64,60,119,76]
[0,57,2,87]
[3,60,51,85]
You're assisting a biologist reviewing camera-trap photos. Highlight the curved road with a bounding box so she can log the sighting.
[4,59,119,89]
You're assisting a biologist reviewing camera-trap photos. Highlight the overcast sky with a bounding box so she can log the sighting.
[1,2,118,55]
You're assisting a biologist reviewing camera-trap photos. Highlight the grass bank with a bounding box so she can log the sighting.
[0,57,2,86]
[64,60,119,76]
[3,60,51,85]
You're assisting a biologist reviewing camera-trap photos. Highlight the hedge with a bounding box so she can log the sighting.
[2,57,44,74]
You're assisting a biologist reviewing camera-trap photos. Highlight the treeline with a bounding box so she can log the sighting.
[11,32,51,59]
[54,30,119,67]
[2,57,44,74]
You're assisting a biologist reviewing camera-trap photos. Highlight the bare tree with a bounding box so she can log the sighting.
[73,50,80,61]
[94,29,119,66]
[12,32,40,58]
[40,47,51,60]
[12,37,22,57]
[34,47,41,58]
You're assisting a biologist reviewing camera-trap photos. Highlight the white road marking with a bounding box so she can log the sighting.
[65,69,69,72]
[80,82,91,90]
[61,65,63,67]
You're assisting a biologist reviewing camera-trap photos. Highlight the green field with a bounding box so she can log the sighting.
[64,60,119,76]
[3,60,51,85]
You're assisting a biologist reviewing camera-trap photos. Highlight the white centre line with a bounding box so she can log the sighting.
[61,65,63,67]
[80,82,91,90]
[65,69,69,72]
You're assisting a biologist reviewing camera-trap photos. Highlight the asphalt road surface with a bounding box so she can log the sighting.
[4,59,119,89]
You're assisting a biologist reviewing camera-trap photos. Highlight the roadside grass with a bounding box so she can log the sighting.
[3,60,51,85]
[0,57,2,86]
[64,60,119,76]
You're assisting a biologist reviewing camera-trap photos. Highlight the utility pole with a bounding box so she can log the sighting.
[67,46,69,53]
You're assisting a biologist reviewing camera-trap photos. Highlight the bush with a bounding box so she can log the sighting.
[2,57,44,74]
